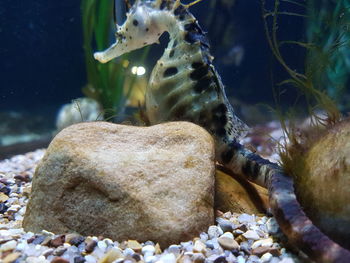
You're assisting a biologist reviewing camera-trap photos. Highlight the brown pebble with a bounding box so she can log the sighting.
[237,224,248,232]
[252,246,280,257]
[98,247,124,263]
[1,251,12,261]
[65,233,85,246]
[41,236,53,246]
[268,247,280,256]
[0,179,8,184]
[0,193,9,202]
[0,238,14,245]
[14,173,30,182]
[216,210,224,217]
[53,246,67,256]
[234,235,246,243]
[119,240,128,250]
[50,235,65,248]
[127,240,142,253]
[42,248,54,257]
[132,253,142,261]
[218,236,240,250]
[85,240,97,253]
[26,236,36,244]
[192,253,205,263]
[154,243,162,254]
[51,257,69,263]
[3,252,21,263]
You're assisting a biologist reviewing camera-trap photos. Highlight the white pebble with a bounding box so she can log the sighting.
[269,257,282,263]
[243,230,260,240]
[206,254,220,262]
[223,212,232,218]
[145,255,157,263]
[96,240,107,251]
[91,247,105,258]
[279,258,295,263]
[221,232,234,239]
[41,230,55,237]
[266,218,279,234]
[217,218,235,232]
[142,245,156,255]
[211,238,220,249]
[251,238,273,249]
[104,238,114,246]
[261,252,273,262]
[123,247,135,256]
[168,244,180,255]
[180,255,192,263]
[85,255,97,263]
[199,232,208,241]
[8,204,21,212]
[0,240,17,251]
[18,207,26,215]
[159,253,176,263]
[193,240,206,253]
[226,252,237,263]
[238,214,255,223]
[208,225,223,239]
[180,241,193,252]
[17,240,28,251]
[26,255,49,263]
[9,228,24,235]
[237,255,246,263]
[248,255,260,262]
[63,243,71,248]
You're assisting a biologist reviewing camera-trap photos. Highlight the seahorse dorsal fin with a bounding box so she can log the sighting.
[173,0,181,9]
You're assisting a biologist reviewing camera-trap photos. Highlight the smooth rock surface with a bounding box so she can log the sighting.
[215,170,269,214]
[23,121,216,247]
[295,119,350,248]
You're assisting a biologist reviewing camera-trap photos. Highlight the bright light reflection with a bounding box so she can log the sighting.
[131,66,146,76]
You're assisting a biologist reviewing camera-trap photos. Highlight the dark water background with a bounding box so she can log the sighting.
[0,0,304,111]
[0,0,309,151]
[0,1,84,112]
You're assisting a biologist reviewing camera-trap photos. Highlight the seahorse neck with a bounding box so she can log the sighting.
[152,12,190,52]
[149,5,207,62]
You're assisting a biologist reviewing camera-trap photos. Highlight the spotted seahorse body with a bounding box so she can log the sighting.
[94,1,350,262]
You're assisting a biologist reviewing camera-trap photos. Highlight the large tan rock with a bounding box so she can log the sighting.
[215,170,269,214]
[23,121,216,247]
[295,119,350,248]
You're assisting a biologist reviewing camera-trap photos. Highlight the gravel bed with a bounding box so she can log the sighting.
[0,146,300,263]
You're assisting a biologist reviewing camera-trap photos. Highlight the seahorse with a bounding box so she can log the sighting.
[94,1,350,262]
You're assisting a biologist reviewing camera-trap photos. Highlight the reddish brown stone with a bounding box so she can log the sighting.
[51,257,69,263]
[50,235,65,248]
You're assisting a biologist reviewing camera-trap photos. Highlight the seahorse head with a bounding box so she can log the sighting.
[94,0,183,63]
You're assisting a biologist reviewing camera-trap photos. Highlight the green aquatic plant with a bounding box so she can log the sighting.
[262,0,341,117]
[81,0,150,121]
[262,0,350,113]
[306,0,350,111]
[261,0,343,175]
